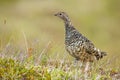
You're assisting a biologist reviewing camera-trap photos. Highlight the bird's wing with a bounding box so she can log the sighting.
[67,27,95,54]
[76,32,95,54]
[84,40,95,54]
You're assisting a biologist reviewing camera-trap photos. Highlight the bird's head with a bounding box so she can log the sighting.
[54,12,70,22]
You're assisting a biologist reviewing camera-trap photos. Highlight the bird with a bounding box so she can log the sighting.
[54,12,107,69]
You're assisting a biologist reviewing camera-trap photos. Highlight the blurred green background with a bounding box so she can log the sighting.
[0,0,120,65]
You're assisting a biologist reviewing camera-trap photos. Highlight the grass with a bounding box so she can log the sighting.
[0,0,120,79]
[0,41,120,80]
[0,56,120,80]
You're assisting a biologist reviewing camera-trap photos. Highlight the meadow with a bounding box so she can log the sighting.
[0,0,120,79]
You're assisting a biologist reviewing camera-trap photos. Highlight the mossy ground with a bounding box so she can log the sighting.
[0,57,120,80]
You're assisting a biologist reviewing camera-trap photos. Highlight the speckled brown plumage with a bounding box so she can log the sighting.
[54,12,107,62]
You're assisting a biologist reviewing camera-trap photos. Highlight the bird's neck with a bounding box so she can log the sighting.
[65,21,72,26]
[64,19,73,28]
[65,20,75,36]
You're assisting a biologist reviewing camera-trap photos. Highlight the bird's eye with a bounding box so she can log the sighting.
[59,13,62,15]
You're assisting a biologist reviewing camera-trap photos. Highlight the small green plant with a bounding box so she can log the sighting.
[0,58,120,80]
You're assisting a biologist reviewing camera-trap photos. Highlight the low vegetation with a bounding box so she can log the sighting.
[0,57,120,80]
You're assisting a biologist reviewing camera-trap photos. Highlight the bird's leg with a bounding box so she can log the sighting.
[84,62,89,79]
[84,62,91,79]
[79,61,83,68]
[73,58,79,67]
[84,62,90,72]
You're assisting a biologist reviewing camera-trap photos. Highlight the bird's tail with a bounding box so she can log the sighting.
[94,49,107,60]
